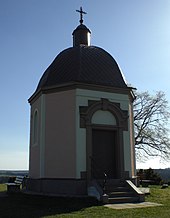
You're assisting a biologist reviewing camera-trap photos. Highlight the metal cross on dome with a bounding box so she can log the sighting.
[76,7,87,24]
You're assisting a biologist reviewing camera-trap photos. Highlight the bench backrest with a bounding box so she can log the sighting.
[15,176,25,185]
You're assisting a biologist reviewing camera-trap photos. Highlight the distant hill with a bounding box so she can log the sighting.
[0,170,28,176]
[0,170,28,183]
[154,168,170,182]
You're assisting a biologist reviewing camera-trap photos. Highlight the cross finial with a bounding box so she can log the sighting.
[76,7,87,24]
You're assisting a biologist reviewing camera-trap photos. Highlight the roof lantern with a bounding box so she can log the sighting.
[72,7,91,47]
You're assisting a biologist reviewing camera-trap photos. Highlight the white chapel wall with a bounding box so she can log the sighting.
[29,95,42,178]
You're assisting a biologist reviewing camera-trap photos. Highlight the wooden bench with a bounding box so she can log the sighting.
[6,176,25,193]
[161,184,168,189]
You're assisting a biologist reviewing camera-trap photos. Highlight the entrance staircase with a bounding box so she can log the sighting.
[104,179,144,204]
[88,179,145,204]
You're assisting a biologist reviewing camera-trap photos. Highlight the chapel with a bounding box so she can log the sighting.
[27,8,143,202]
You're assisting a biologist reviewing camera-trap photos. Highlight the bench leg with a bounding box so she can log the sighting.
[7,185,20,194]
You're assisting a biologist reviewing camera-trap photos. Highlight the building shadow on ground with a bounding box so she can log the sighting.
[0,192,100,217]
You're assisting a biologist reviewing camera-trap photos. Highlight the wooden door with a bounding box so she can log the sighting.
[92,129,117,179]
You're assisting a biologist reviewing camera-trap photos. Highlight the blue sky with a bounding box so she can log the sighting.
[0,0,170,170]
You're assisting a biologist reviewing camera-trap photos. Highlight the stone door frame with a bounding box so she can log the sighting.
[80,98,129,181]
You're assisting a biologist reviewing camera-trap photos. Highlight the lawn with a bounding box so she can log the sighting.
[0,184,170,218]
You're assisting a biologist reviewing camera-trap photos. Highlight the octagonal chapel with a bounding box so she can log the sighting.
[26,9,140,202]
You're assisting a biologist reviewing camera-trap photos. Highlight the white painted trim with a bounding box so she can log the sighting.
[33,109,38,146]
[40,94,45,178]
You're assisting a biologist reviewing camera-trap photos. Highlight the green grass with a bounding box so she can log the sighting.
[0,184,170,218]
[0,184,6,192]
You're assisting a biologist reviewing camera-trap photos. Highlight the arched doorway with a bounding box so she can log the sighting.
[80,98,128,181]
[91,110,118,179]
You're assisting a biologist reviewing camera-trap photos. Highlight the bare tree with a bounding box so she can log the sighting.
[134,91,170,161]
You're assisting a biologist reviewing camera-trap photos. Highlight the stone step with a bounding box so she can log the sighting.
[105,186,129,192]
[104,181,140,204]
[108,196,139,204]
[108,191,134,198]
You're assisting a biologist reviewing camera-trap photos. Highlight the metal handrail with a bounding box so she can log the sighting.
[90,156,107,193]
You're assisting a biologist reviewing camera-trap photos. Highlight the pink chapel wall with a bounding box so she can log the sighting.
[29,146,40,178]
[44,90,77,178]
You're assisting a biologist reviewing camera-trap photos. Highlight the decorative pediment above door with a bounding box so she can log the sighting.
[80,98,128,131]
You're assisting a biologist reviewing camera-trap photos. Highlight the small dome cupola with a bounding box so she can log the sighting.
[72,7,91,47]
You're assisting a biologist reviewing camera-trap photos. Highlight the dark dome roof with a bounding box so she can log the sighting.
[36,45,127,91]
